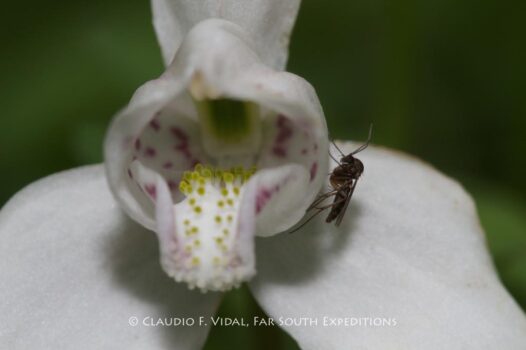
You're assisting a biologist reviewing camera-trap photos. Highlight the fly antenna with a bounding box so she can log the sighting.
[351,123,373,155]
[331,139,346,158]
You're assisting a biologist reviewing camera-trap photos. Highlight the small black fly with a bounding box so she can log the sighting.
[289,125,372,233]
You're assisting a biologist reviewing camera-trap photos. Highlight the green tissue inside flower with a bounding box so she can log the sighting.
[195,98,262,156]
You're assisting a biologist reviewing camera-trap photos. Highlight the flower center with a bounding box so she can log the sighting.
[192,74,262,158]
[165,163,256,291]
[121,91,325,292]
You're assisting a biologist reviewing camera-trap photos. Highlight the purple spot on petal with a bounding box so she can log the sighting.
[271,115,294,158]
[276,127,293,144]
[144,184,157,200]
[310,162,318,181]
[167,180,178,191]
[277,115,288,127]
[175,144,191,158]
[256,187,277,214]
[301,148,308,155]
[134,139,141,151]
[163,161,173,169]
[127,169,133,179]
[171,127,188,141]
[168,126,201,167]
[149,119,161,131]
[144,147,156,157]
[272,146,287,158]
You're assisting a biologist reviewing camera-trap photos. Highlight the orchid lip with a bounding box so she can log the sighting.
[160,164,258,292]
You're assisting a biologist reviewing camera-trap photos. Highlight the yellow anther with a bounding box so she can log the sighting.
[179,181,189,194]
[191,257,201,266]
[194,239,201,247]
[198,177,206,186]
[215,237,224,244]
[191,226,199,234]
[184,219,190,226]
[221,188,229,197]
[183,171,192,181]
[195,164,204,173]
[215,215,222,224]
[197,187,206,196]
[213,256,221,266]
[217,200,225,208]
[202,168,212,178]
[227,198,234,206]
[233,187,240,196]
[227,215,233,222]
[184,245,193,253]
[233,166,243,175]
[223,172,234,183]
[222,228,230,236]
[194,206,202,214]
[186,184,193,194]
[189,198,196,206]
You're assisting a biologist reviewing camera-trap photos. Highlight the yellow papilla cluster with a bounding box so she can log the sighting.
[173,164,258,273]
[178,163,257,197]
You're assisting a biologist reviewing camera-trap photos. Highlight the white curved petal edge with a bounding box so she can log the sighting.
[152,0,301,69]
[250,143,526,350]
[0,165,221,350]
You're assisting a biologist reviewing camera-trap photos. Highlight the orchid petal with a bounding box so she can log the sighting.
[152,0,301,69]
[0,165,220,349]
[250,143,526,349]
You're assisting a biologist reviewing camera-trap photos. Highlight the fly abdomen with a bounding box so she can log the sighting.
[326,190,349,223]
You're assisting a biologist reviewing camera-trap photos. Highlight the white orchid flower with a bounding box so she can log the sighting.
[105,12,327,291]
[1,0,526,349]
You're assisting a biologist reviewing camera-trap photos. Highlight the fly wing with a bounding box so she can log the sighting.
[325,184,350,224]
[307,189,339,211]
[335,179,358,226]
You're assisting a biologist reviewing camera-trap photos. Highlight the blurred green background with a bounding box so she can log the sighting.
[1,0,525,348]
